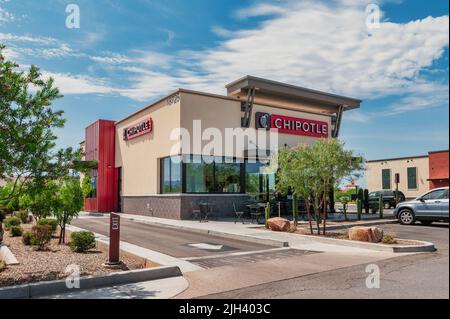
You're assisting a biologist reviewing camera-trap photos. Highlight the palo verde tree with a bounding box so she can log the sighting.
[276,139,364,235]
[0,44,72,203]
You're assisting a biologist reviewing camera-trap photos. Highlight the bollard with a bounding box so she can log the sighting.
[379,194,384,219]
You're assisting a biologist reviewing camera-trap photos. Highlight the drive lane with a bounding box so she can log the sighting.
[71,217,274,258]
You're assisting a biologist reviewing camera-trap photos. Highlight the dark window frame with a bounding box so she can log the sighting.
[382,169,391,190]
[407,167,418,190]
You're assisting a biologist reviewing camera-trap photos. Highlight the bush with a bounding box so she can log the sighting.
[382,234,398,245]
[70,231,96,253]
[3,216,21,230]
[14,210,29,224]
[22,231,33,245]
[31,225,52,250]
[37,218,58,233]
[9,225,23,237]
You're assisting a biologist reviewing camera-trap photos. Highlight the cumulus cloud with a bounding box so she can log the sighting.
[42,71,114,95]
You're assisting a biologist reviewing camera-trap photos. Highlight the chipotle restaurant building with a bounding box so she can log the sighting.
[80,76,361,219]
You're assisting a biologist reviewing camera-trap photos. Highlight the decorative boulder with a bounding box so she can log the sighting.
[348,226,384,243]
[267,217,291,232]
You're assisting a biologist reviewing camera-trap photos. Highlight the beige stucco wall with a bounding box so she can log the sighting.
[180,91,332,158]
[366,156,430,198]
[116,90,334,196]
[115,98,181,195]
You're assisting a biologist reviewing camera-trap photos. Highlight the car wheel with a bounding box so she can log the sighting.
[398,209,415,225]
[384,201,391,209]
[421,221,433,226]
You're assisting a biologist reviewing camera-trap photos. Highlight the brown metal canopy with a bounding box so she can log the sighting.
[226,75,362,111]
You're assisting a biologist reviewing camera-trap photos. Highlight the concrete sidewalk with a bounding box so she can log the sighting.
[43,276,188,299]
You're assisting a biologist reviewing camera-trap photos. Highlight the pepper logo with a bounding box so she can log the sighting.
[256,112,271,130]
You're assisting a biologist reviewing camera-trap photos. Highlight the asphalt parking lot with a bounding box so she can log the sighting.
[205,223,449,299]
[71,217,274,258]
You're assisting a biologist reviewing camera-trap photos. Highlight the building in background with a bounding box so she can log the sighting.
[366,150,449,199]
[428,150,449,189]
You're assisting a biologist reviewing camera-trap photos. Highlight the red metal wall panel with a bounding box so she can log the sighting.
[429,150,449,189]
[84,120,118,213]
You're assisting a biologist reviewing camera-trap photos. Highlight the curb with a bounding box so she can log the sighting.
[125,217,289,248]
[324,219,398,231]
[0,265,182,299]
[292,234,436,253]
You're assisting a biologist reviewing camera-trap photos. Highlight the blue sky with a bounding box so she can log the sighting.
[1,0,449,163]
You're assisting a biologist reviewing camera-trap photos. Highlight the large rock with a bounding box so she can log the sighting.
[267,217,291,232]
[348,226,384,243]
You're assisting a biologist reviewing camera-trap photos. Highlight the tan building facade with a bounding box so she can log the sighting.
[81,76,362,219]
[366,155,430,199]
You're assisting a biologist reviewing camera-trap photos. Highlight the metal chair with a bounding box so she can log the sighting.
[199,202,210,222]
[190,202,201,221]
[233,202,245,224]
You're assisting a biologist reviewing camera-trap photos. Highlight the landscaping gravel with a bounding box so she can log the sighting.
[0,224,143,288]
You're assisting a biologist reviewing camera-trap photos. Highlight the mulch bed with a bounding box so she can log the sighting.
[0,224,143,288]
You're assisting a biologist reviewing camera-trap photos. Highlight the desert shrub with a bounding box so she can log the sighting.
[31,225,52,250]
[70,231,96,253]
[37,218,58,233]
[9,225,23,237]
[382,234,397,245]
[14,210,29,224]
[22,231,34,245]
[3,216,21,230]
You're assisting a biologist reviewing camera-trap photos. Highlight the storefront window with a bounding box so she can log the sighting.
[215,160,241,193]
[161,156,275,195]
[245,161,275,200]
[161,156,182,193]
[185,155,214,193]
[185,156,242,193]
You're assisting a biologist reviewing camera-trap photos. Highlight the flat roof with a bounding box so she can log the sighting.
[366,154,429,163]
[428,149,449,154]
[226,75,362,110]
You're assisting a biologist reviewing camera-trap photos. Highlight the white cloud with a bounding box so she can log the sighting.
[0,6,14,24]
[42,71,114,95]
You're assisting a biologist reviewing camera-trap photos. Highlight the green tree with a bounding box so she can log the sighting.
[53,177,84,244]
[19,180,59,220]
[0,44,73,202]
[276,139,364,235]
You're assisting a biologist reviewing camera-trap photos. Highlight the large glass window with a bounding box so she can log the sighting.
[161,156,182,193]
[185,156,242,193]
[407,167,417,190]
[245,161,275,200]
[382,169,391,190]
[161,156,276,195]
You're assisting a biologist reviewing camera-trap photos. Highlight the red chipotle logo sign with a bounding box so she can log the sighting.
[123,118,153,141]
[256,112,329,138]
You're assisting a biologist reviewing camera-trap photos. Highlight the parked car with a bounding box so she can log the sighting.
[368,190,406,210]
[394,187,449,225]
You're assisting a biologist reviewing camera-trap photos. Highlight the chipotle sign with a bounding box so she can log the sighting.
[256,112,328,138]
[123,118,153,141]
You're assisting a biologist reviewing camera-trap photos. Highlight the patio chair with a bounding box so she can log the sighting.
[199,202,210,222]
[233,202,245,224]
[190,202,201,221]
